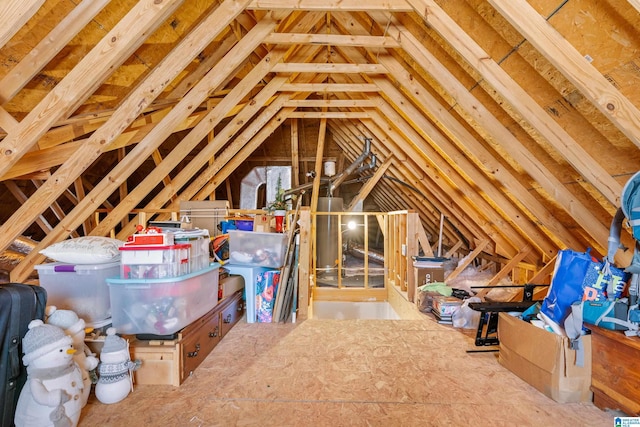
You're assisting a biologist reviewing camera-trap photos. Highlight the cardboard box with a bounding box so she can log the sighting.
[253,214,273,232]
[413,260,445,286]
[498,312,592,403]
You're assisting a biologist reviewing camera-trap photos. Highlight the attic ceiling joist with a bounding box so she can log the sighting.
[0,0,638,282]
[382,7,624,210]
[330,41,548,260]
[101,20,331,240]
[376,57,584,252]
[246,0,414,11]
[404,2,624,207]
[3,0,262,279]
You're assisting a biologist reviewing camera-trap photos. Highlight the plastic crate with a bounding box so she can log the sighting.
[119,243,190,279]
[35,261,119,325]
[175,230,210,273]
[106,264,220,335]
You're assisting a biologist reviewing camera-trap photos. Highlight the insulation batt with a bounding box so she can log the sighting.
[9,236,38,255]
[0,237,41,281]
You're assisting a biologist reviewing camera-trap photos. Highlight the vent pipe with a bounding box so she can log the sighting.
[329,138,372,196]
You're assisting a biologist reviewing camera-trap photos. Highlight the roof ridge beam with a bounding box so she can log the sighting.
[247,0,413,11]
[264,33,400,47]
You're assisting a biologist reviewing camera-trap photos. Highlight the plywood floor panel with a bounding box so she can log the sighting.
[78,317,614,426]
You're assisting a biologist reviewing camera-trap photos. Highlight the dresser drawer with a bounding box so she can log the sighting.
[180,308,221,381]
[130,339,181,387]
[220,291,244,337]
[129,290,243,386]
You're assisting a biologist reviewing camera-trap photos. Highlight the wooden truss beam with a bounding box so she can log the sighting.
[247,0,413,11]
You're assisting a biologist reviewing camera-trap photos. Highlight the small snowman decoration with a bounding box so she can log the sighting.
[95,328,141,405]
[46,306,99,408]
[14,320,85,427]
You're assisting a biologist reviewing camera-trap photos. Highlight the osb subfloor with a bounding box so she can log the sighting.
[78,314,615,427]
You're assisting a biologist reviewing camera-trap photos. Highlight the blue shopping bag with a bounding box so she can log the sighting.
[540,249,594,326]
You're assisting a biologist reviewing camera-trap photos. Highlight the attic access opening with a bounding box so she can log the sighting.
[313,210,385,290]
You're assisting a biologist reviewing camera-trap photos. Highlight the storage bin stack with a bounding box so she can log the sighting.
[106,228,219,337]
[36,236,125,329]
[225,230,288,323]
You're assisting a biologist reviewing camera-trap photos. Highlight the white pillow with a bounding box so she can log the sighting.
[40,236,124,264]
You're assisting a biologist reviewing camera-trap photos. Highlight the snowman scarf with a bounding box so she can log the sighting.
[98,358,141,394]
[27,359,76,381]
[27,360,78,427]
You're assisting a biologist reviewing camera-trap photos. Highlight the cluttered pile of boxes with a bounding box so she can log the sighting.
[412,255,592,405]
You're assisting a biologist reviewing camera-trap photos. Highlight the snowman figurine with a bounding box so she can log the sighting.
[14,320,85,427]
[95,328,141,405]
[46,306,99,408]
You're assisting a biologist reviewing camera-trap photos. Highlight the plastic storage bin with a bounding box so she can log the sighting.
[35,261,119,325]
[235,218,254,231]
[227,230,288,268]
[106,263,220,335]
[119,243,190,279]
[174,229,210,273]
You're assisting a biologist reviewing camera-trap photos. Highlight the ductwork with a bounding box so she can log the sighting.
[239,166,292,210]
[354,154,376,175]
[283,179,330,198]
[1,236,40,282]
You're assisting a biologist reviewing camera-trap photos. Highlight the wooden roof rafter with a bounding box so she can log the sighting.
[328,33,562,260]
[0,0,637,283]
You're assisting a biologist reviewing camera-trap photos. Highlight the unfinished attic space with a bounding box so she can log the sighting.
[1,0,640,425]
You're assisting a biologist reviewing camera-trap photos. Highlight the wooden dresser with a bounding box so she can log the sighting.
[589,324,640,415]
[131,289,244,386]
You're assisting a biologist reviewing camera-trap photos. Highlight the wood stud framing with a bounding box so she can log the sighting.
[0,0,637,293]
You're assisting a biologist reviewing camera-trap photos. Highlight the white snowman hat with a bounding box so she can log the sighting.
[22,319,72,366]
[46,305,85,336]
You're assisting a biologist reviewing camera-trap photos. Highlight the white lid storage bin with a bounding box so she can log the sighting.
[35,261,119,325]
[119,243,190,279]
[227,230,288,268]
[106,263,220,335]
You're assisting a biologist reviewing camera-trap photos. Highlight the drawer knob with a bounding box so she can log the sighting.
[187,343,200,358]
[209,327,219,338]
[224,314,232,323]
